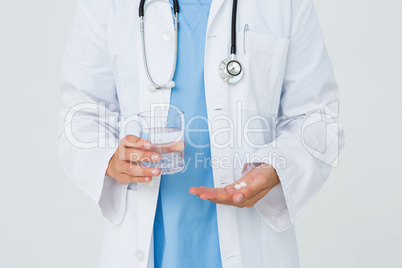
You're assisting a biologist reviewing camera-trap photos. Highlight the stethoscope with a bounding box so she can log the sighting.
[139,0,243,91]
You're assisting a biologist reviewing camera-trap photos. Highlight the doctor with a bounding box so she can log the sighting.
[58,0,344,267]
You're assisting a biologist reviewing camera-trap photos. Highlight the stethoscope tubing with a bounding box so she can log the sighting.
[231,0,238,55]
[139,0,241,89]
[139,11,179,89]
[139,0,179,16]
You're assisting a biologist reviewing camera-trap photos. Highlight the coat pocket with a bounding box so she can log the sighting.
[233,31,290,115]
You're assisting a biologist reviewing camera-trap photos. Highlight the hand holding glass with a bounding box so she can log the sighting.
[138,107,185,175]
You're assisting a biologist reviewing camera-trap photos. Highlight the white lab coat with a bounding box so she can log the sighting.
[57,0,345,267]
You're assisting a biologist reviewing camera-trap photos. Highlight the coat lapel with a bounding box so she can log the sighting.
[207,0,226,32]
[154,0,174,29]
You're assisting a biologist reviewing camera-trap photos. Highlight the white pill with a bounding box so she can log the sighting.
[234,184,241,190]
[240,181,247,187]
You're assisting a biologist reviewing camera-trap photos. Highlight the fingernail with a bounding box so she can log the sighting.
[151,169,159,175]
[144,141,151,148]
[234,193,244,203]
[144,177,151,182]
[151,154,159,161]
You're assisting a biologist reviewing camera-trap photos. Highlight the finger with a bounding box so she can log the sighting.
[204,199,234,206]
[199,196,246,207]
[190,187,233,203]
[231,172,271,204]
[203,187,268,208]
[189,186,224,197]
[190,187,249,207]
[236,164,278,204]
[117,173,154,184]
[122,135,153,150]
[238,187,270,208]
[122,162,161,177]
[189,186,211,196]
[189,187,234,206]
[119,148,161,162]
[222,172,254,203]
[224,184,237,194]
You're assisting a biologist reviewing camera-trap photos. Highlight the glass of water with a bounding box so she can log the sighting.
[138,106,185,175]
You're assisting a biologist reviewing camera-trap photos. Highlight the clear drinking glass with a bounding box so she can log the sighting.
[138,106,185,175]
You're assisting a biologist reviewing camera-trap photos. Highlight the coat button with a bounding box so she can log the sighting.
[135,250,144,262]
[163,31,174,42]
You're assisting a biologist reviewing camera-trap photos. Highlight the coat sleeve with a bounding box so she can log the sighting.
[57,0,127,224]
[249,0,345,232]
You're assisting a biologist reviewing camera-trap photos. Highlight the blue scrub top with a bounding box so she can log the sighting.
[153,0,222,267]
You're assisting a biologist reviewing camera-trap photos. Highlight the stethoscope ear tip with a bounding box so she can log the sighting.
[166,81,175,88]
[148,85,157,92]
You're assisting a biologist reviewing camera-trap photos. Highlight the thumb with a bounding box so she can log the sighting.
[231,170,270,204]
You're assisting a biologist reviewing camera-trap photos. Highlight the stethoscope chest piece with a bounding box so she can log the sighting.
[219,56,243,84]
[140,0,244,87]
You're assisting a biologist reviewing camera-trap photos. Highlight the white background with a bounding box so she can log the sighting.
[0,0,401,267]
